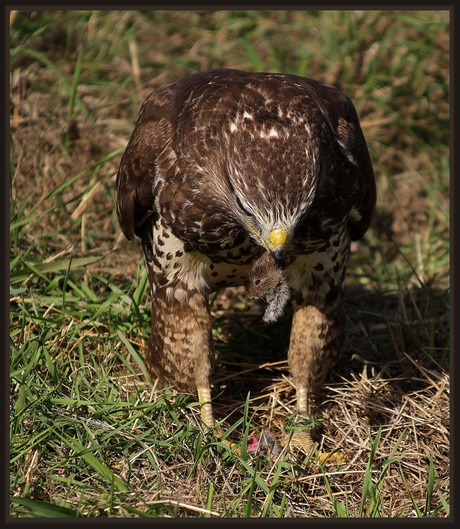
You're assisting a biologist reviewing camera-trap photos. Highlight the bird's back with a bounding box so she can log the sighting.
[116,69,376,266]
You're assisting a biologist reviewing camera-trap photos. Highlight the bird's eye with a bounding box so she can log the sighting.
[254,279,261,285]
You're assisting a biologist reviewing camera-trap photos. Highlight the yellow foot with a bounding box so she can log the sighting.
[280,428,345,466]
[206,425,344,465]
[214,426,241,452]
[196,386,344,465]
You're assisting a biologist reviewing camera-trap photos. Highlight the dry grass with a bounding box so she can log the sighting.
[10,9,450,518]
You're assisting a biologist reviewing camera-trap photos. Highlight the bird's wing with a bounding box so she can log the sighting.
[115,82,177,241]
[297,77,376,240]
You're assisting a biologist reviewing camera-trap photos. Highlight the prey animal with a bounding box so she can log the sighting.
[248,251,291,323]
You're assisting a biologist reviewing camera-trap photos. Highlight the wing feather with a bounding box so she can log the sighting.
[115,85,175,240]
[295,78,376,240]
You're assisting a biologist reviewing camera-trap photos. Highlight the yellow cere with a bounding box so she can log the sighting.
[268,227,289,249]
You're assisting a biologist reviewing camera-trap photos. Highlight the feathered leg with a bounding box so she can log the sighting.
[288,229,351,418]
[288,295,345,417]
[141,221,216,428]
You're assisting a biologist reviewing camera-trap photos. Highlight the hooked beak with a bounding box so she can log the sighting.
[272,246,287,265]
[244,219,290,265]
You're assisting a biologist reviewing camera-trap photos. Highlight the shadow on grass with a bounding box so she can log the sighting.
[208,281,450,431]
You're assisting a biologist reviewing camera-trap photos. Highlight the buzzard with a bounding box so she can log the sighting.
[116,68,376,437]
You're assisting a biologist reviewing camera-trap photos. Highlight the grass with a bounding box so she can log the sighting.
[9,8,450,519]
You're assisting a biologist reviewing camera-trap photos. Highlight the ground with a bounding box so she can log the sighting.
[9,9,450,518]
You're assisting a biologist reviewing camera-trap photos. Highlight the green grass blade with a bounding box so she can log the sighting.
[437,488,450,516]
[359,425,382,516]
[424,454,436,516]
[115,330,150,381]
[132,269,149,308]
[205,482,214,517]
[399,463,423,517]
[11,255,105,284]
[53,428,128,492]
[10,497,79,518]
[261,460,285,517]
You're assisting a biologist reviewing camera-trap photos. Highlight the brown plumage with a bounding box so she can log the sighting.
[115,68,376,428]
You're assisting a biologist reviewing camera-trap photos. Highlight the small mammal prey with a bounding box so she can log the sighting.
[248,251,291,323]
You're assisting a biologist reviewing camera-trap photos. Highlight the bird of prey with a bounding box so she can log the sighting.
[115,68,376,434]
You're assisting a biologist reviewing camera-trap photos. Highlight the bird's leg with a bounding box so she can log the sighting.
[288,231,350,420]
[288,289,345,420]
[197,386,215,428]
[296,386,310,418]
[198,384,243,452]
[142,234,217,403]
[283,231,351,461]
[142,248,223,438]
[284,298,346,462]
